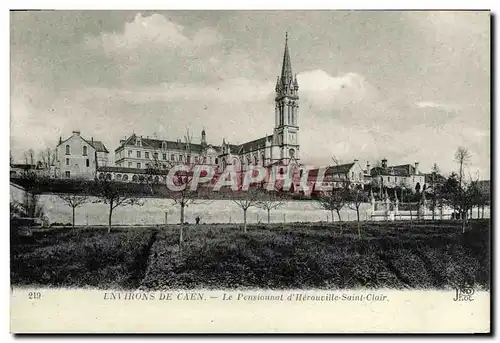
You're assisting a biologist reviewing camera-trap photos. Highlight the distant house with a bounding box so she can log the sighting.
[301,160,366,196]
[56,131,109,179]
[324,160,366,188]
[369,158,425,192]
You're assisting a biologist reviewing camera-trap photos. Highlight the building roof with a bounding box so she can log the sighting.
[370,164,420,177]
[116,134,213,154]
[236,136,271,155]
[58,133,109,154]
[89,140,109,153]
[325,163,355,176]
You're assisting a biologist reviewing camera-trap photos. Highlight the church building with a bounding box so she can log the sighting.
[218,33,301,173]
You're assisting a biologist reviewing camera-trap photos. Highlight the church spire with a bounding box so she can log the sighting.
[280,32,294,87]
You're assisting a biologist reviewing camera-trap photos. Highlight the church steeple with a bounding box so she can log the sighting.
[272,32,300,166]
[276,32,298,99]
[280,32,293,87]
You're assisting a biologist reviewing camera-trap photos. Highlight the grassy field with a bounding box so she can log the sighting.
[10,220,490,290]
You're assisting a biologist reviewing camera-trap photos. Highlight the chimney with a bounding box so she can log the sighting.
[91,137,94,145]
[381,158,387,169]
[72,130,80,137]
[414,162,420,175]
[59,137,62,145]
[354,159,358,164]
[366,161,371,174]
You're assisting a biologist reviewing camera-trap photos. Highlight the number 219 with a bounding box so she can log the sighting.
[28,292,42,300]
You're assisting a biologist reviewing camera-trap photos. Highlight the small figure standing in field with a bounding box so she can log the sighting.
[195,216,200,225]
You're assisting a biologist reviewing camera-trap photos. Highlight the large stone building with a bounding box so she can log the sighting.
[114,129,219,170]
[111,34,300,178]
[56,131,109,179]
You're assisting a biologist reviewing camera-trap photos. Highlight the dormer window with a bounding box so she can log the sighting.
[136,138,141,147]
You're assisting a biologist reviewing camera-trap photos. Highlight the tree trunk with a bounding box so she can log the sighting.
[179,225,184,245]
[336,210,343,234]
[108,203,113,234]
[482,205,485,219]
[180,203,185,224]
[477,205,480,219]
[243,209,247,233]
[409,203,413,228]
[357,220,361,239]
[356,207,360,222]
[330,210,334,223]
[267,209,270,224]
[72,206,75,229]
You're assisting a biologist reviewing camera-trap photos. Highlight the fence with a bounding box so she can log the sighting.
[369,191,450,221]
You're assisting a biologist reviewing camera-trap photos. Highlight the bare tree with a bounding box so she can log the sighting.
[454,147,472,231]
[347,184,369,238]
[455,147,471,190]
[57,193,89,229]
[24,149,35,165]
[172,129,212,224]
[232,188,261,233]
[317,184,348,226]
[314,155,350,229]
[429,163,441,220]
[92,178,143,233]
[38,148,57,169]
[255,189,286,224]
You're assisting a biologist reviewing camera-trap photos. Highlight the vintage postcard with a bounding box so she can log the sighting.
[9,10,491,333]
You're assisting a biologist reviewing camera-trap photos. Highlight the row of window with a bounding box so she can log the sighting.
[98,173,159,183]
[65,145,88,156]
[123,152,217,166]
[65,158,90,167]
[383,176,421,183]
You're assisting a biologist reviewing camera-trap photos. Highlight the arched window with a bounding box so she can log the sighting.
[115,174,122,181]
[154,176,159,183]
[98,173,104,180]
[132,175,138,182]
[215,157,219,165]
[83,146,87,156]
[147,175,153,182]
[122,174,129,181]
[65,145,70,155]
[288,104,291,125]
[106,173,112,180]
[139,175,145,182]
[254,155,258,165]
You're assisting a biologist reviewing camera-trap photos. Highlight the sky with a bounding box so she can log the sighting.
[10,10,491,178]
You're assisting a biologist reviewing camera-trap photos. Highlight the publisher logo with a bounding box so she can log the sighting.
[453,287,475,302]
